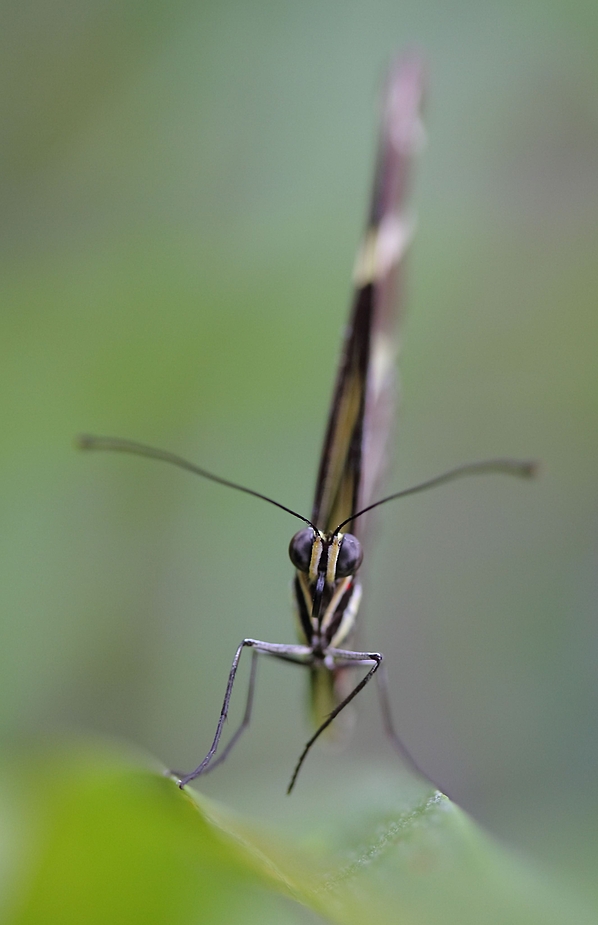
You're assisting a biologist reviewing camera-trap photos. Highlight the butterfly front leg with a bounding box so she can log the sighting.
[287,645,441,794]
[287,647,384,793]
[173,638,312,788]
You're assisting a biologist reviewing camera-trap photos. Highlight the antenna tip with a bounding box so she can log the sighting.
[522,460,540,479]
[76,433,96,450]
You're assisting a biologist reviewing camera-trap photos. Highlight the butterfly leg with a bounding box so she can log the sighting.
[174,638,312,788]
[204,644,317,774]
[374,660,438,785]
[287,648,383,794]
[196,647,259,775]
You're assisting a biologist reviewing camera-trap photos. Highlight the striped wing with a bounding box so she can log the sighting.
[311,56,425,540]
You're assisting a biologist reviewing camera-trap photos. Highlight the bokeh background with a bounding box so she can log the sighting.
[1,0,597,905]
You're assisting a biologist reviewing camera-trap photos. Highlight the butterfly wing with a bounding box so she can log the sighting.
[304,57,425,732]
[311,55,425,541]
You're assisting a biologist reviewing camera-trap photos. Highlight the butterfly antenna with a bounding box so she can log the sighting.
[77,434,316,528]
[334,458,538,534]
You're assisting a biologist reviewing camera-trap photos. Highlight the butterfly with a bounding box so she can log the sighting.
[79,54,534,793]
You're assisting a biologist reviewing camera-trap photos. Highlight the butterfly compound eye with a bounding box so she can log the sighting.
[335,533,363,577]
[289,527,316,572]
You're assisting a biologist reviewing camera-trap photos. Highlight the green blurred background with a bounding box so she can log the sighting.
[1,0,597,902]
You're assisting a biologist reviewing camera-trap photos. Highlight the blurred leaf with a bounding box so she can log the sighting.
[1,745,309,925]
[1,743,595,925]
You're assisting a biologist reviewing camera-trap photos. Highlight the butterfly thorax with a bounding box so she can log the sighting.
[289,528,363,655]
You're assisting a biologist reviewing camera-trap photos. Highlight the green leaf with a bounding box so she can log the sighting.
[1,743,594,925]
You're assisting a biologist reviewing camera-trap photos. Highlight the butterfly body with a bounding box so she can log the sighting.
[291,529,359,639]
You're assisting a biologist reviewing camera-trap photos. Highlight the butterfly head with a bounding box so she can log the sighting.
[289,527,363,582]
[289,527,363,623]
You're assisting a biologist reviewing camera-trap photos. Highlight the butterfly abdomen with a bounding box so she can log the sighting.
[309,664,355,743]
